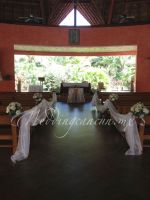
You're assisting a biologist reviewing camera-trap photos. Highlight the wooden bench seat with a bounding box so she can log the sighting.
[0,92,53,114]
[98,92,150,105]
[0,114,18,153]
[96,92,150,114]
[138,115,150,150]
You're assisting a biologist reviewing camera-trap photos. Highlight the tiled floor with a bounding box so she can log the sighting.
[0,102,150,200]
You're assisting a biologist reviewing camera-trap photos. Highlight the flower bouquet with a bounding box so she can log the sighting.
[6,102,22,116]
[33,93,43,104]
[109,93,119,102]
[130,102,149,118]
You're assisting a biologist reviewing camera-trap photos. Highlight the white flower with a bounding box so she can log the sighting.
[130,102,149,118]
[33,93,43,103]
[16,110,21,115]
[109,93,119,102]
[135,107,140,113]
[6,106,10,113]
[10,102,16,107]
[6,102,22,116]
[10,105,16,110]
[16,102,21,107]
[143,107,149,114]
[130,106,134,112]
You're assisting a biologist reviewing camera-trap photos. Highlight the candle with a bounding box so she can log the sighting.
[17,79,21,92]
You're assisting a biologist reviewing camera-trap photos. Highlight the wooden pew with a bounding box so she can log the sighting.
[0,114,18,153]
[138,115,150,150]
[0,91,150,114]
[98,92,150,106]
[97,92,150,114]
[0,92,53,113]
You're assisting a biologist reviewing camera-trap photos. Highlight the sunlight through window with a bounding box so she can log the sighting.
[59,9,90,26]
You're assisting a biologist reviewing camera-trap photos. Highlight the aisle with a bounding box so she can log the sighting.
[0,102,150,200]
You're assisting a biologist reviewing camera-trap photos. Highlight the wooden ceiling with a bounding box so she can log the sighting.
[0,0,150,27]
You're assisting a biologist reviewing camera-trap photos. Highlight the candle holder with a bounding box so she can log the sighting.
[38,77,45,85]
[98,82,105,92]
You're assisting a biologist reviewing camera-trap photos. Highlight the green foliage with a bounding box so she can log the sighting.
[91,56,136,89]
[15,55,136,92]
[44,74,61,92]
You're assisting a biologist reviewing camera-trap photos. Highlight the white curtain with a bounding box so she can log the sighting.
[91,92,98,106]
[92,93,142,155]
[11,94,57,163]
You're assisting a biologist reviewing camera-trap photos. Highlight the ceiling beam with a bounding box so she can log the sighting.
[92,0,105,24]
[107,0,115,24]
[0,0,39,6]
[74,0,77,26]
[40,0,46,21]
[48,0,72,26]
[41,0,52,24]
[126,0,150,3]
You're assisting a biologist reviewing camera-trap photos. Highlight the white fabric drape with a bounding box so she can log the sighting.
[11,94,57,163]
[91,92,98,106]
[51,92,57,104]
[92,93,142,155]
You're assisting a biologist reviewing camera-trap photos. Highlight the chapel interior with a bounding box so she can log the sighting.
[0,1,150,200]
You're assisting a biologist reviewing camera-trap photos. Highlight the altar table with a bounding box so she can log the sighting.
[67,88,85,103]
